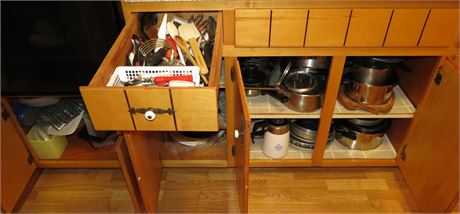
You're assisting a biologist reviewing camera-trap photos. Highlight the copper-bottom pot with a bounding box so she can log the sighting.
[345,80,395,105]
[267,74,325,112]
[335,119,390,150]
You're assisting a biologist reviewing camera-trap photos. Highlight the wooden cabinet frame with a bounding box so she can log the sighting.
[115,1,458,213]
[4,1,458,213]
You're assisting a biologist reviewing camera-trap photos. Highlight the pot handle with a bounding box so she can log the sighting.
[251,121,268,144]
[263,90,289,103]
[336,125,357,140]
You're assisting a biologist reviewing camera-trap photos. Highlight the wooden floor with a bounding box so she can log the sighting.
[20,167,421,213]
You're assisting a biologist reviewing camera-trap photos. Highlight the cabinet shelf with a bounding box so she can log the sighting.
[37,132,119,168]
[248,86,415,119]
[250,134,396,161]
[333,86,416,118]
[323,135,397,159]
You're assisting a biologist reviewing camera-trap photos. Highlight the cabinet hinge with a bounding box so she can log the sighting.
[230,67,235,82]
[434,71,442,85]
[1,104,9,121]
[27,152,34,165]
[400,145,407,161]
[231,145,236,157]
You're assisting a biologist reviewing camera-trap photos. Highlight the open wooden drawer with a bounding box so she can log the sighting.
[80,12,223,132]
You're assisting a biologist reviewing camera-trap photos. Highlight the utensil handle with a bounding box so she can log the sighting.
[188,38,209,75]
[154,75,193,84]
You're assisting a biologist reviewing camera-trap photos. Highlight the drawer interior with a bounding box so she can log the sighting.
[88,11,222,88]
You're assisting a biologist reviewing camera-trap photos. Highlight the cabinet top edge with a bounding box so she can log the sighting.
[122,0,459,12]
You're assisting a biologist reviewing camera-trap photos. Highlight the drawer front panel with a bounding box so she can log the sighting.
[384,9,429,47]
[305,9,351,47]
[80,87,135,130]
[126,88,176,131]
[345,9,393,47]
[235,9,271,47]
[171,88,218,131]
[419,9,459,47]
[270,9,308,47]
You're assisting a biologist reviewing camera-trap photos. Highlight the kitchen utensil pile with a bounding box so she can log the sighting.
[125,12,217,86]
[33,99,85,131]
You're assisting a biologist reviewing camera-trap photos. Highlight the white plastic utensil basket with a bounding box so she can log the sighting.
[106,66,201,86]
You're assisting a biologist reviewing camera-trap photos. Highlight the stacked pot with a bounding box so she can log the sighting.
[289,119,334,151]
[344,57,407,105]
[266,57,331,112]
[335,119,391,150]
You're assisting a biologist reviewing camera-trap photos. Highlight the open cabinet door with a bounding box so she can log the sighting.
[1,98,37,212]
[399,59,459,212]
[232,59,251,213]
[119,132,163,213]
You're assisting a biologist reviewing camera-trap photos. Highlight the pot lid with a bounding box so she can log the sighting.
[343,119,391,134]
[291,119,334,133]
[268,119,290,126]
[352,57,405,69]
[275,61,292,88]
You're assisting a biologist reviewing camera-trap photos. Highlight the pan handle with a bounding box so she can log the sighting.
[251,121,267,144]
[263,91,289,103]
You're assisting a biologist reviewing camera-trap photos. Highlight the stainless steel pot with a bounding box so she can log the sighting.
[345,70,398,105]
[289,119,335,151]
[292,57,331,70]
[334,119,390,150]
[351,66,394,86]
[345,80,395,105]
[290,119,334,140]
[266,62,325,112]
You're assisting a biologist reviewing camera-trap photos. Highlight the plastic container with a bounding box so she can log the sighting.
[27,125,68,159]
[107,66,201,86]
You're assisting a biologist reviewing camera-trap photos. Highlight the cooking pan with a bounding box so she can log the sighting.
[265,62,325,112]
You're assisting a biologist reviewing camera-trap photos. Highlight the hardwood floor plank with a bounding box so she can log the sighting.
[20,167,418,213]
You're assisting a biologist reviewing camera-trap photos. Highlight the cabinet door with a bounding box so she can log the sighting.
[115,138,146,212]
[232,59,250,213]
[1,99,37,212]
[399,60,459,212]
[122,132,163,213]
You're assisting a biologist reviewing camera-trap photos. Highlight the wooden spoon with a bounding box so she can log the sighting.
[174,35,208,84]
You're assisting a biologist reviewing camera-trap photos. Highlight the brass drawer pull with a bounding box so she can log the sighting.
[129,108,175,121]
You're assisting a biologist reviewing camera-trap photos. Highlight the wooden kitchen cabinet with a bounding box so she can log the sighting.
[3,0,459,213]
[1,98,38,213]
[110,1,458,213]
[399,59,459,212]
